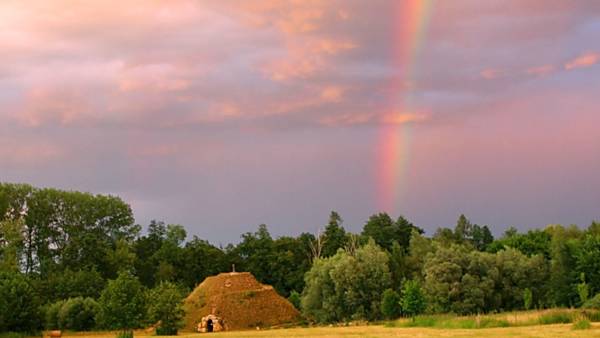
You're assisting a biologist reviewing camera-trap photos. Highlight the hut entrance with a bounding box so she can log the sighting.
[207,319,213,332]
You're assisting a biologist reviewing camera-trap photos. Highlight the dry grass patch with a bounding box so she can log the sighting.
[37,324,600,338]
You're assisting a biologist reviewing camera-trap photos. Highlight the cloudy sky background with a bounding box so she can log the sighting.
[1,0,599,244]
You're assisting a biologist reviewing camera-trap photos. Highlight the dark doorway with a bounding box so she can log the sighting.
[207,319,213,332]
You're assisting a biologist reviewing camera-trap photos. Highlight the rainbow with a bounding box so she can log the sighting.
[377,0,433,212]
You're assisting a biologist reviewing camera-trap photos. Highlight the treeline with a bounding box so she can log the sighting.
[1,183,600,333]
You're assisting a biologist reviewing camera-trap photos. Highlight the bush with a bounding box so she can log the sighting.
[0,333,26,338]
[538,311,573,324]
[583,293,600,309]
[146,282,184,335]
[381,289,401,319]
[401,280,426,319]
[572,319,591,330]
[45,300,66,330]
[58,297,99,331]
[116,331,133,338]
[0,271,41,333]
[582,309,600,322]
[288,290,301,310]
[97,272,146,330]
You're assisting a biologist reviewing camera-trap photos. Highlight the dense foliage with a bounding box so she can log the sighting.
[146,282,185,335]
[1,182,600,332]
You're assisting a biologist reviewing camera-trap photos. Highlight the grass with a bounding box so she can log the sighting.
[572,319,592,330]
[32,324,600,338]
[387,308,600,329]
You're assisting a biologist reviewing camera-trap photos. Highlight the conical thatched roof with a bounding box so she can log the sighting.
[183,272,300,331]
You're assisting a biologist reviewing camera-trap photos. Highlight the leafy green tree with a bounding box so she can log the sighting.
[433,227,456,246]
[179,236,229,289]
[381,289,402,319]
[401,280,426,319]
[471,225,494,251]
[388,241,408,289]
[405,230,434,281]
[487,229,551,258]
[96,272,146,331]
[362,213,423,252]
[0,271,41,333]
[547,225,580,306]
[0,183,138,278]
[146,282,185,335]
[302,239,391,322]
[44,268,105,302]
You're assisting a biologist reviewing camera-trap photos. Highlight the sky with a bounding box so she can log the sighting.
[1,0,599,244]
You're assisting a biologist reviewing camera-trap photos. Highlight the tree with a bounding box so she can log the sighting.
[321,211,347,257]
[146,282,185,335]
[0,271,41,333]
[381,289,402,319]
[523,288,533,310]
[575,235,600,296]
[401,280,426,319]
[301,239,391,322]
[362,213,423,252]
[0,218,24,272]
[454,214,473,244]
[45,268,105,302]
[96,272,146,331]
[57,297,99,331]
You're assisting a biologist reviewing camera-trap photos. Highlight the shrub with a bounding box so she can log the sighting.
[45,300,66,330]
[116,331,133,338]
[288,290,301,310]
[582,309,600,322]
[58,297,99,331]
[572,319,591,330]
[0,333,26,338]
[97,272,146,330]
[380,289,401,319]
[146,281,184,335]
[538,311,573,324]
[583,293,600,309]
[478,318,510,328]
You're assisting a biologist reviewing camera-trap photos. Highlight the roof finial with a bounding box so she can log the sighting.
[232,264,236,273]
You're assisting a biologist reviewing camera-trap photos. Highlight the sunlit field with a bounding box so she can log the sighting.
[40,323,600,338]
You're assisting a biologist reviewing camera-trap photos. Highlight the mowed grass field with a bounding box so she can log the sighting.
[45,324,600,338]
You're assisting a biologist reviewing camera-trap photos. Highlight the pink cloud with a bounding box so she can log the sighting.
[526,64,555,76]
[480,68,504,80]
[319,111,428,127]
[0,139,64,165]
[320,86,344,102]
[565,52,600,70]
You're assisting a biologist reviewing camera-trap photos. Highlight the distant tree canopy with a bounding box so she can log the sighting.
[1,182,600,332]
